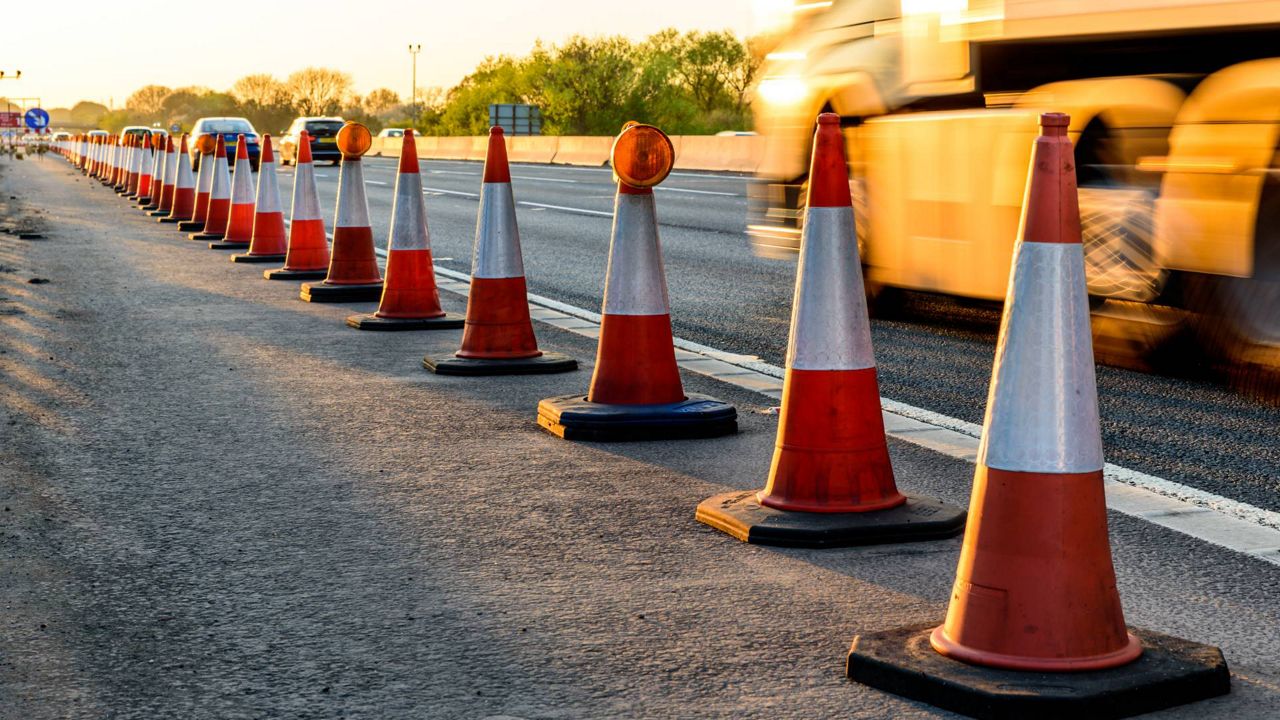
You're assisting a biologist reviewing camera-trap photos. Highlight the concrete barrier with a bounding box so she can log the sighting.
[508,136,559,164]
[672,135,763,173]
[401,134,757,173]
[550,136,613,167]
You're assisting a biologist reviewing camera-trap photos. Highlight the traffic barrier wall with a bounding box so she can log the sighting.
[672,135,763,173]
[395,134,759,172]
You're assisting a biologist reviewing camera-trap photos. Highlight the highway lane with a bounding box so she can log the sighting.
[278,156,1280,513]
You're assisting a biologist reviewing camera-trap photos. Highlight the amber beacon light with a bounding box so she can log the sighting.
[336,122,372,159]
[611,123,675,188]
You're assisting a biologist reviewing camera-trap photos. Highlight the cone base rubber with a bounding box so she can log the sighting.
[188,232,224,241]
[695,491,965,548]
[345,312,465,331]
[425,352,578,376]
[176,221,204,232]
[264,267,328,281]
[207,240,249,250]
[536,393,737,441]
[845,624,1229,720]
[231,253,286,264]
[157,216,186,224]
[299,281,384,303]
[147,210,168,217]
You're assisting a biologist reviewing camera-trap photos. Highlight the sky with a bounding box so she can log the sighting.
[1,0,768,110]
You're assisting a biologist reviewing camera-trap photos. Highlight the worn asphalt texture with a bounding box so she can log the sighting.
[277,156,1280,514]
[2,154,1279,718]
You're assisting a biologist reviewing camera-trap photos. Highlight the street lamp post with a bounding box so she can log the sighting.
[408,44,422,122]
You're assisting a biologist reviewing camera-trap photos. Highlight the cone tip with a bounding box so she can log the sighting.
[807,112,852,208]
[483,125,511,183]
[398,130,420,174]
[1040,112,1070,136]
[489,125,505,137]
[817,112,840,126]
[261,134,274,163]
[236,134,249,159]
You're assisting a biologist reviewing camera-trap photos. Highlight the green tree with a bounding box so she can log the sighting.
[125,85,172,123]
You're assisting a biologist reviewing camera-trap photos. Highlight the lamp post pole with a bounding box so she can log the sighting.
[408,44,422,122]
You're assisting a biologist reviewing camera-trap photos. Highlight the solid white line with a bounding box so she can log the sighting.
[655,186,740,197]
[419,260,1280,566]
[422,187,480,198]
[367,180,389,186]
[517,201,612,217]
[511,175,578,184]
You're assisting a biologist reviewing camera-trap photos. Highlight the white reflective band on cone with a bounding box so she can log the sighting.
[291,162,321,221]
[255,159,281,214]
[230,156,253,204]
[334,160,370,229]
[174,151,194,189]
[387,167,429,251]
[472,183,524,279]
[788,206,876,371]
[601,192,671,316]
[977,241,1105,474]
[164,146,178,188]
[194,154,212,194]
[209,156,230,199]
[152,145,166,187]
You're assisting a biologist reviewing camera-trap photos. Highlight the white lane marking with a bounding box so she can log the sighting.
[406,256,1280,567]
[655,186,740,197]
[429,170,476,176]
[516,201,612,217]
[422,187,480,198]
[314,173,330,178]
[367,180,389,186]
[511,175,577,184]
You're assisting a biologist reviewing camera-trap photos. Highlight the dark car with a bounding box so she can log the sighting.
[188,117,260,171]
[278,117,345,166]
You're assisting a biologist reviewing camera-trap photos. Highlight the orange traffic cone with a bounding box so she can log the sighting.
[141,134,165,211]
[178,134,216,232]
[161,134,196,224]
[346,130,462,329]
[149,136,177,217]
[696,113,965,547]
[537,123,735,441]
[424,126,575,373]
[265,131,329,281]
[110,135,125,188]
[134,133,155,206]
[232,134,287,263]
[846,113,1229,718]
[300,122,383,302]
[209,135,255,249]
[118,135,138,195]
[191,136,232,241]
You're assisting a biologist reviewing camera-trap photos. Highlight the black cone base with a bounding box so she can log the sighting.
[425,351,578,376]
[231,252,286,264]
[157,216,185,224]
[346,312,465,331]
[264,267,328,281]
[189,232,223,241]
[147,209,168,217]
[208,240,249,250]
[176,220,204,232]
[136,199,153,208]
[696,491,965,548]
[300,281,384,303]
[537,393,737,441]
[846,624,1230,720]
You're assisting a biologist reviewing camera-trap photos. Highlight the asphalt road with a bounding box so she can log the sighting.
[281,155,1280,514]
[3,153,1280,718]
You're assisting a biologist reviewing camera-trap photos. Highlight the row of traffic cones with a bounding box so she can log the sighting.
[55,113,1228,719]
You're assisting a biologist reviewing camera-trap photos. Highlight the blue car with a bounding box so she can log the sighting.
[188,117,260,171]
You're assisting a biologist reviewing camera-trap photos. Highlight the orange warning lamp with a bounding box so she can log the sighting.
[611,123,674,188]
[196,133,216,155]
[336,122,372,159]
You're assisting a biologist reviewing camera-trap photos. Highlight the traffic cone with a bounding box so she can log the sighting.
[846,113,1229,718]
[149,136,177,217]
[231,134,287,263]
[178,134,215,232]
[134,133,155,206]
[141,134,165,211]
[537,123,735,441]
[424,126,575,372]
[300,122,383,302]
[346,130,462,329]
[118,135,137,195]
[109,136,124,187]
[696,113,965,547]
[208,135,255,249]
[190,136,231,241]
[160,134,196,224]
[264,131,329,280]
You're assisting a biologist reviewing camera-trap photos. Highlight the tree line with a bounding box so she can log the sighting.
[49,29,761,137]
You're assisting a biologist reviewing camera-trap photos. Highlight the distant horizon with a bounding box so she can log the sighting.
[1,1,762,110]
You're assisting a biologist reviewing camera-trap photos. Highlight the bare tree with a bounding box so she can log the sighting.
[286,67,353,116]
[125,85,173,120]
[232,74,289,107]
[362,88,401,116]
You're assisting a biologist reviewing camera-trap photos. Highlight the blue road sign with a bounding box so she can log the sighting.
[170,123,180,133]
[24,108,49,130]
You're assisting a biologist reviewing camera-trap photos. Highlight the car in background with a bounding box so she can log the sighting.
[278,117,345,166]
[188,117,260,171]
[373,127,406,156]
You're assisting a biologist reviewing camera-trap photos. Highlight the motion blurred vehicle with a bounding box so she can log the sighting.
[52,131,71,142]
[750,0,1280,393]
[376,128,405,139]
[373,127,406,156]
[187,117,260,171]
[278,117,345,166]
